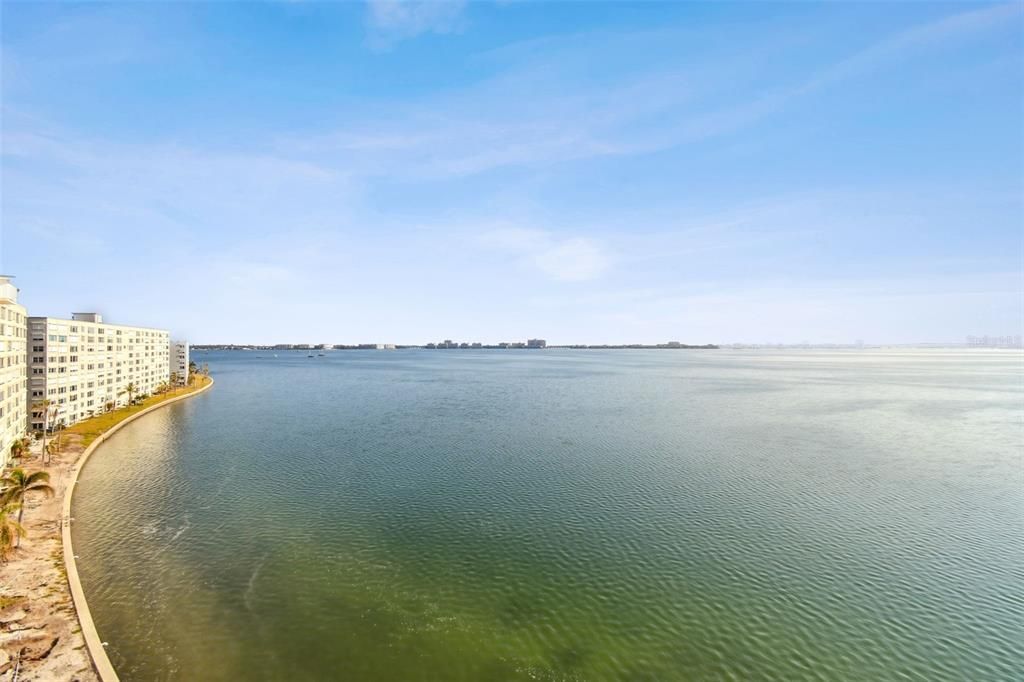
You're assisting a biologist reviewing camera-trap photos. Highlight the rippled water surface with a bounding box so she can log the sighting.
[73,350,1023,680]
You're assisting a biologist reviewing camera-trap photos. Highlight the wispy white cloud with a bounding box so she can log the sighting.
[217,261,296,286]
[17,218,105,251]
[645,2,1023,153]
[480,227,612,282]
[286,2,1021,181]
[524,272,1023,344]
[804,2,1021,92]
[532,238,610,282]
[0,4,188,96]
[365,0,466,48]
[1,121,354,247]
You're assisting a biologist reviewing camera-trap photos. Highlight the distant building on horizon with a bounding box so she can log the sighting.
[527,339,547,349]
[966,335,1023,348]
[170,340,189,384]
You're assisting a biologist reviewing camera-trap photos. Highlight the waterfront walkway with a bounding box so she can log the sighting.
[0,376,212,681]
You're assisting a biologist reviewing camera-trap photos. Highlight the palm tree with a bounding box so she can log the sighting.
[49,422,65,460]
[120,382,138,407]
[0,469,54,548]
[32,399,59,465]
[0,503,26,563]
[10,438,25,462]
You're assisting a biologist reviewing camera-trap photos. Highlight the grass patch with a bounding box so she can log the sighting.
[51,548,68,580]
[64,375,212,447]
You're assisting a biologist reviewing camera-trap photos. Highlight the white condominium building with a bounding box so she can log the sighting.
[28,313,170,430]
[0,277,27,469]
[170,340,189,384]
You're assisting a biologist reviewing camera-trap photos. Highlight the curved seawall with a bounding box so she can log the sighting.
[62,379,215,682]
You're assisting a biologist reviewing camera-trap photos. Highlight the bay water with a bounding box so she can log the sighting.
[72,349,1023,680]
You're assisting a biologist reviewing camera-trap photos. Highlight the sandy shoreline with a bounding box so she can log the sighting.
[1,434,96,682]
[1,377,213,681]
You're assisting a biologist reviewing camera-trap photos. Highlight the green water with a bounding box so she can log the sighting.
[72,350,1023,680]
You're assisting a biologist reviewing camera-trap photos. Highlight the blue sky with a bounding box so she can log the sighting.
[1,1,1021,344]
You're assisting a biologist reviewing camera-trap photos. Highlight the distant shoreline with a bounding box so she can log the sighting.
[190,344,1024,352]
[191,344,720,351]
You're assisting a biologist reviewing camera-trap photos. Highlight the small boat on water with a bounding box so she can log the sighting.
[307,354,314,358]
[318,353,325,356]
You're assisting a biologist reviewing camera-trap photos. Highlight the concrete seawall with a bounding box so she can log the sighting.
[61,379,215,682]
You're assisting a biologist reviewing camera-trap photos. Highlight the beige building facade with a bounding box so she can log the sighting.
[28,313,170,430]
[0,277,28,470]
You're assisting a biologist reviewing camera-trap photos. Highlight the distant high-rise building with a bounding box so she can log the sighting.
[170,340,190,384]
[527,339,546,348]
[967,335,1023,348]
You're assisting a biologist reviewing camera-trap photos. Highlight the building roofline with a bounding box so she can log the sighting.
[26,315,170,332]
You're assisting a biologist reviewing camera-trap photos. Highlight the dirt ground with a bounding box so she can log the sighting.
[1,435,98,681]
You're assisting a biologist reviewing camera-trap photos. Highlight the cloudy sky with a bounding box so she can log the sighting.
[1,1,1021,344]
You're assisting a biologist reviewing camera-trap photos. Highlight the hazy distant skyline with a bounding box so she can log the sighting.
[1,1,1021,345]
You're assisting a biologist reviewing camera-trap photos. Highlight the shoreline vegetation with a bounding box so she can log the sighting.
[0,374,212,681]
[64,375,211,448]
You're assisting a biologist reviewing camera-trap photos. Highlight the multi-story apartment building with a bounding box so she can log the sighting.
[170,340,189,384]
[0,277,27,469]
[28,313,170,430]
